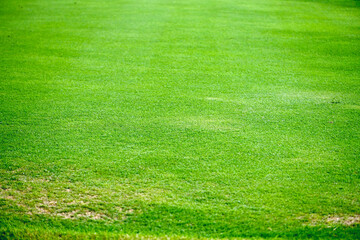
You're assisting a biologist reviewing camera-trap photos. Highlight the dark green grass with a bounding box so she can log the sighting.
[1,0,360,239]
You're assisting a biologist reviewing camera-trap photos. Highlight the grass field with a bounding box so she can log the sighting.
[1,0,360,239]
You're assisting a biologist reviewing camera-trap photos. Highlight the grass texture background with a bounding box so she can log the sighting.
[1,0,360,238]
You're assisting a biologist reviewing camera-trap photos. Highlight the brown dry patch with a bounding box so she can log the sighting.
[39,197,58,207]
[301,214,360,227]
[1,188,32,203]
[4,195,15,200]
[77,211,105,220]
[67,200,87,206]
[116,207,139,221]
[0,188,21,194]
[87,195,98,199]
[10,167,25,174]
[36,206,50,214]
[32,197,108,220]
[43,200,57,207]
[56,210,79,219]
[54,210,107,220]
[16,202,28,209]
[0,186,140,223]
[117,207,134,214]
[326,215,360,226]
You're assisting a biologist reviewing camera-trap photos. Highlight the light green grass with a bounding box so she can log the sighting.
[1,0,360,239]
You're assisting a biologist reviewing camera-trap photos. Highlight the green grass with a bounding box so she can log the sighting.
[1,0,360,239]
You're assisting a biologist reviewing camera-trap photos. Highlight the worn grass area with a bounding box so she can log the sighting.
[1,0,360,239]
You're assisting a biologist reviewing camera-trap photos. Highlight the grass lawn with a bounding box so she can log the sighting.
[1,0,360,239]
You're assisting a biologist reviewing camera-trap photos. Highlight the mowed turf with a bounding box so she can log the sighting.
[1,0,360,239]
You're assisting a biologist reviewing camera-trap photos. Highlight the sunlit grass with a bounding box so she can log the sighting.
[1,0,360,239]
